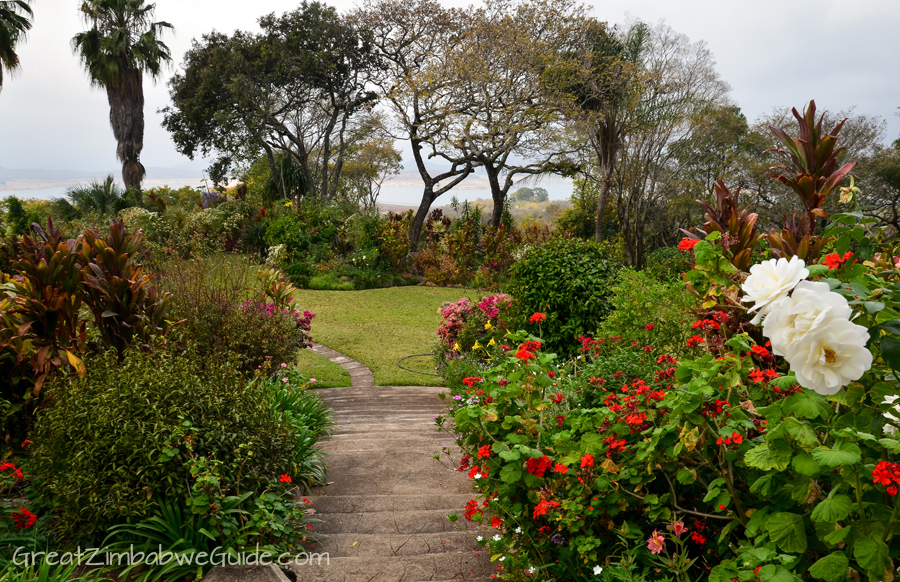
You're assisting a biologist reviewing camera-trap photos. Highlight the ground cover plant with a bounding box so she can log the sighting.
[435,102,900,581]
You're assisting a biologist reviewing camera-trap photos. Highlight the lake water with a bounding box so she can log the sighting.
[0,181,574,206]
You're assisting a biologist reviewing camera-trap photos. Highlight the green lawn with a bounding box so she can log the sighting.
[291,286,476,386]
[294,348,351,388]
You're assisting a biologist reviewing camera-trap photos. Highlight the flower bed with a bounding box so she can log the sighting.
[435,103,900,581]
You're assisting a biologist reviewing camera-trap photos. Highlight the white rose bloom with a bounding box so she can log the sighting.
[741,256,809,324]
[762,281,853,356]
[783,316,873,395]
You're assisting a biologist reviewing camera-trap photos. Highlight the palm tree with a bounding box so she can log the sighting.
[0,0,34,92]
[72,0,172,190]
[52,175,137,220]
[579,21,649,243]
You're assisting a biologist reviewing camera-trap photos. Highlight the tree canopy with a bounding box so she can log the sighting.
[162,1,380,201]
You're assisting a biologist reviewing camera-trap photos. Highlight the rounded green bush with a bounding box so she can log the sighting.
[505,237,620,356]
[27,349,299,542]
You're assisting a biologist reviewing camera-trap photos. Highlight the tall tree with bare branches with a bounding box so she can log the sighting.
[72,0,172,190]
[443,0,584,228]
[353,0,475,252]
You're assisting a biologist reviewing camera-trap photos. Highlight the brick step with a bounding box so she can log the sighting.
[310,493,473,514]
[289,552,496,582]
[309,531,485,558]
[313,509,483,536]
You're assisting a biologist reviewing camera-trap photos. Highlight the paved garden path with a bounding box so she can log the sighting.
[291,346,494,582]
[310,343,375,388]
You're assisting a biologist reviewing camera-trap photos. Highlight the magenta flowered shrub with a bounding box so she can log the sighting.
[241,299,314,350]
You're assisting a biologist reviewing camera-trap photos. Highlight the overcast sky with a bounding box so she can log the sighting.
[0,0,897,175]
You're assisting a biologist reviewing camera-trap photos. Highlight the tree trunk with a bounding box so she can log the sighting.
[594,124,619,243]
[595,173,612,242]
[485,164,505,228]
[409,187,437,252]
[107,67,146,190]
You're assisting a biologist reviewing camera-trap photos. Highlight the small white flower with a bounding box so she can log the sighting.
[782,316,873,395]
[593,565,603,575]
[493,534,502,541]
[473,473,482,479]
[476,535,483,542]
[741,256,809,324]
[762,280,852,356]
[499,556,505,561]
[883,395,900,435]
[515,527,522,534]
[528,567,535,574]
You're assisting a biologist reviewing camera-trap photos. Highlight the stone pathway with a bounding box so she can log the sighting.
[290,348,494,582]
[310,343,375,388]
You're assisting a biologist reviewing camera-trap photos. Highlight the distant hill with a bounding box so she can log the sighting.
[0,166,207,192]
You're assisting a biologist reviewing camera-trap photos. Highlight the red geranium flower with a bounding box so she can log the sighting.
[12,508,36,530]
[822,251,854,270]
[686,335,705,348]
[491,516,502,528]
[678,238,699,251]
[478,445,493,459]
[580,454,595,469]
[551,393,564,403]
[529,312,547,324]
[525,455,553,478]
[279,474,292,483]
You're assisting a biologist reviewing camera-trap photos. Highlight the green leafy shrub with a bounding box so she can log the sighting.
[642,246,691,282]
[26,349,306,541]
[596,268,694,355]
[160,255,313,372]
[505,237,620,356]
[307,272,355,291]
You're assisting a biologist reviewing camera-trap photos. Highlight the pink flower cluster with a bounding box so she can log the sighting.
[477,294,511,320]
[242,300,315,348]
[437,298,474,344]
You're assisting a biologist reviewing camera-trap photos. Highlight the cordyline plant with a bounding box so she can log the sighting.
[2,218,87,398]
[80,218,170,361]
[0,217,170,438]
[765,100,856,261]
[682,179,762,272]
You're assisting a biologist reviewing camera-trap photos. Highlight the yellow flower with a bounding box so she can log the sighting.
[473,341,482,351]
[453,342,461,352]
[488,338,496,347]
[284,201,293,207]
[484,321,493,330]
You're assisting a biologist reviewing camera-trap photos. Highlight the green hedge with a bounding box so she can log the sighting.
[505,238,620,356]
[27,349,301,541]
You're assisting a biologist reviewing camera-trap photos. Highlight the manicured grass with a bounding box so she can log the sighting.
[292,286,476,386]
[294,347,351,388]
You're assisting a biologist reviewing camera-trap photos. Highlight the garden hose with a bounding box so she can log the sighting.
[396,354,442,376]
